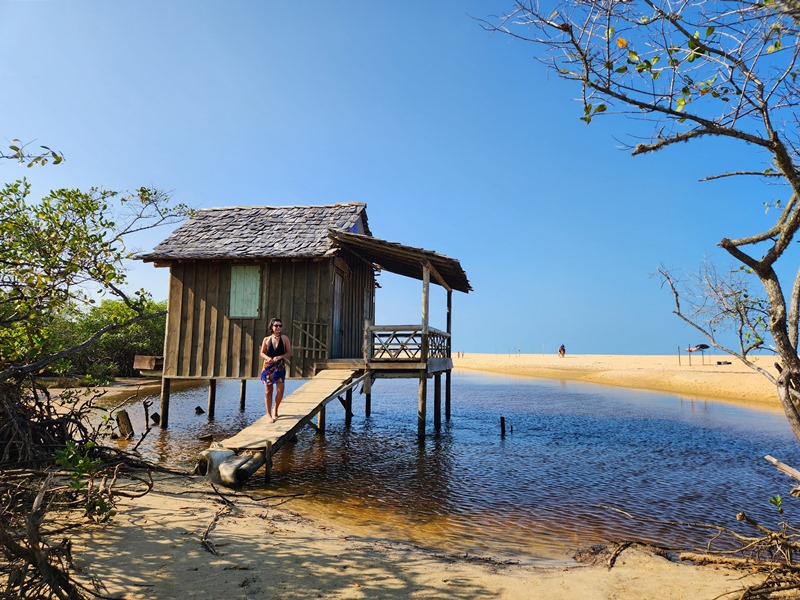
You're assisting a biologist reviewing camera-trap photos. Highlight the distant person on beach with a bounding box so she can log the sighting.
[558,344,566,358]
[260,317,292,423]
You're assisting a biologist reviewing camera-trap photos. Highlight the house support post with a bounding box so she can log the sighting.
[446,290,452,421]
[434,373,441,431]
[345,388,353,427]
[445,371,452,421]
[207,379,216,419]
[418,263,430,442]
[364,373,372,417]
[363,315,373,417]
[417,372,427,442]
[239,379,247,411]
[160,377,171,429]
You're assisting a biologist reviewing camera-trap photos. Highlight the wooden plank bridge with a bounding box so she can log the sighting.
[217,369,365,480]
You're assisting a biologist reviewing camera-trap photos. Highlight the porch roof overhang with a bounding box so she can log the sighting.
[328,230,472,294]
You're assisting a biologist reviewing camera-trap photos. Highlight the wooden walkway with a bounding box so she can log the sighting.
[219,369,364,454]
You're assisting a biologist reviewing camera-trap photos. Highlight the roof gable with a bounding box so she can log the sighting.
[139,203,369,262]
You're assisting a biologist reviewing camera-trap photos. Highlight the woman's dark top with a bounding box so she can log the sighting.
[266,335,286,358]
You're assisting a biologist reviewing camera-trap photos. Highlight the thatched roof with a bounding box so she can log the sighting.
[138,203,370,262]
[139,202,471,293]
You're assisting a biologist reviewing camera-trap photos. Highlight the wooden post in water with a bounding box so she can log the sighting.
[116,410,134,439]
[433,373,441,431]
[364,374,372,417]
[446,289,452,421]
[160,377,171,429]
[418,373,427,442]
[418,264,430,441]
[239,379,247,411]
[445,371,451,421]
[317,405,326,434]
[363,316,373,416]
[500,416,506,437]
[264,441,272,484]
[207,379,217,418]
[345,388,353,427]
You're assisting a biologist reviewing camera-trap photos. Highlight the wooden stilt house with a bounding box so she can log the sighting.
[138,202,471,436]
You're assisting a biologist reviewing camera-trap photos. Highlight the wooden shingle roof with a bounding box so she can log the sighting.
[138,203,370,262]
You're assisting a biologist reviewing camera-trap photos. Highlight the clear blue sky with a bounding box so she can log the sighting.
[0,1,779,355]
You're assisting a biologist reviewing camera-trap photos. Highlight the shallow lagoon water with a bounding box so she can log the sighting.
[117,370,800,564]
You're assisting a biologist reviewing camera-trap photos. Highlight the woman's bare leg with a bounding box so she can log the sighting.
[274,380,285,418]
[264,383,274,421]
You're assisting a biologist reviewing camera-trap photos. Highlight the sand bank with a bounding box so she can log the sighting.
[70,472,764,600]
[454,353,780,410]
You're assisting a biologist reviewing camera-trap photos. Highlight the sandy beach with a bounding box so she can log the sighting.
[454,352,781,410]
[66,354,783,599]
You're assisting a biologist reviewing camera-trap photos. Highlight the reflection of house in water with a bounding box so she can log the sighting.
[138,203,471,440]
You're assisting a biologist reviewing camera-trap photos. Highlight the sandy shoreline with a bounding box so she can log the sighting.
[70,473,764,600]
[63,354,783,598]
[454,352,780,410]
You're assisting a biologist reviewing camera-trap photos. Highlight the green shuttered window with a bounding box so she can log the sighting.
[230,265,260,318]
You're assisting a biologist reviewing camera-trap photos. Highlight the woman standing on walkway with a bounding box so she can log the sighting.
[260,317,292,422]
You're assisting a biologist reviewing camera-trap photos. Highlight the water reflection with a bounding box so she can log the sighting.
[109,371,800,564]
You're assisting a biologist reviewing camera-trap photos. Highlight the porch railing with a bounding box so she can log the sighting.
[366,325,450,362]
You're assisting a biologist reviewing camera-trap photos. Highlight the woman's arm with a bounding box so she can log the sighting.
[281,335,292,359]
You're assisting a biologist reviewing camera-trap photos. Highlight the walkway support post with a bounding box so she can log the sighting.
[345,388,353,427]
[239,379,247,411]
[264,441,273,484]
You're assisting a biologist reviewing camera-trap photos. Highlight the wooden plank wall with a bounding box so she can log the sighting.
[164,259,360,379]
[337,258,374,358]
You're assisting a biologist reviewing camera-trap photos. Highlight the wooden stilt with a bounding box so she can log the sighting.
[445,370,452,421]
[207,379,217,418]
[417,372,427,442]
[159,377,171,429]
[433,373,441,430]
[317,405,326,434]
[345,388,353,427]
[239,379,247,411]
[364,374,372,417]
[264,441,273,484]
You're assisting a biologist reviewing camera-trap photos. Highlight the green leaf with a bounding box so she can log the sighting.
[706,26,715,37]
